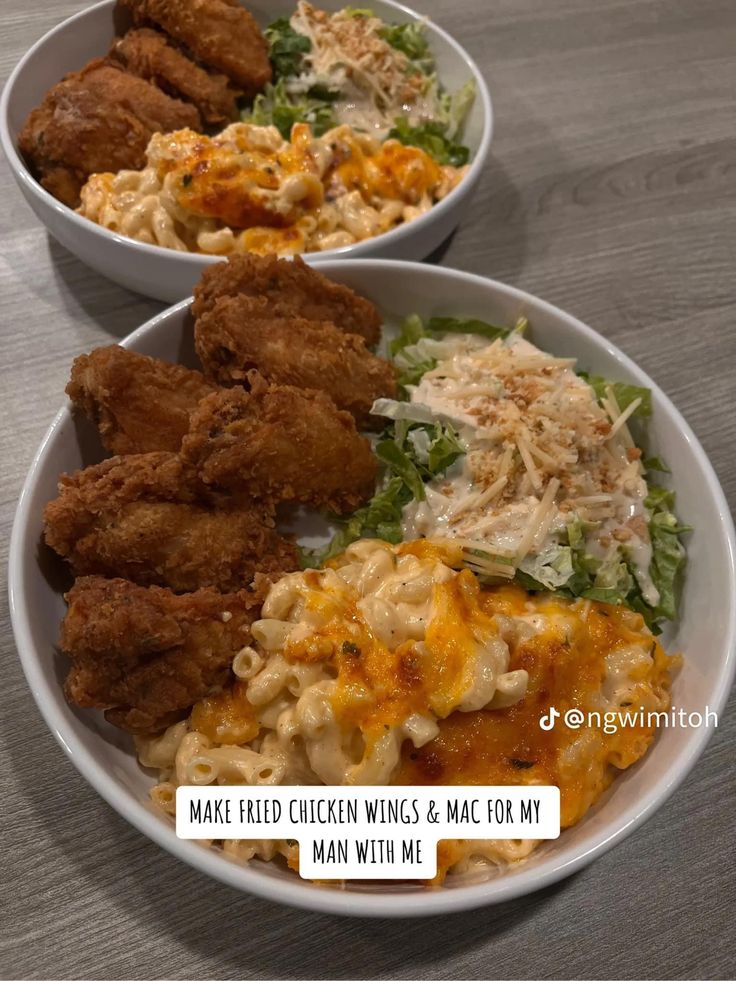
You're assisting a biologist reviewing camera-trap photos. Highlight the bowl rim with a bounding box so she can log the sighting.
[9,259,736,917]
[0,0,493,267]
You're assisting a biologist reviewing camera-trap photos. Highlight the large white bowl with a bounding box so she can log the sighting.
[0,0,492,303]
[9,261,736,917]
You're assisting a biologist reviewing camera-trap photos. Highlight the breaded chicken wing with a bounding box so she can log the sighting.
[44,452,298,592]
[181,377,378,512]
[62,576,262,732]
[18,58,201,208]
[195,294,397,426]
[192,254,383,346]
[120,0,271,95]
[110,28,239,126]
[67,345,217,455]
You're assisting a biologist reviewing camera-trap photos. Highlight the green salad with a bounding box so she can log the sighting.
[244,2,475,163]
[303,315,688,632]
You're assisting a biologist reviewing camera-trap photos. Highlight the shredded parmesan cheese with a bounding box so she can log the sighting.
[394,331,655,591]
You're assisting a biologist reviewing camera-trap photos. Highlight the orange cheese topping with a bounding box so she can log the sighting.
[156,125,324,228]
[394,586,673,830]
[155,123,449,232]
[189,681,260,745]
[332,138,442,205]
[283,568,493,748]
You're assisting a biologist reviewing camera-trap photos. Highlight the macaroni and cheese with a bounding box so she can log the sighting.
[77,122,466,256]
[138,539,674,883]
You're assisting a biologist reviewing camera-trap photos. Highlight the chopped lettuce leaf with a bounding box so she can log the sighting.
[643,485,690,623]
[398,359,437,389]
[518,544,575,590]
[300,477,409,568]
[388,118,470,166]
[643,456,671,473]
[389,313,510,390]
[580,373,653,418]
[380,22,432,72]
[344,6,375,16]
[442,79,476,139]
[306,82,340,102]
[300,414,465,567]
[370,398,437,425]
[390,313,428,357]
[245,78,336,139]
[427,422,464,474]
[376,418,465,500]
[546,475,687,629]
[266,18,311,79]
[645,485,676,512]
[375,438,427,500]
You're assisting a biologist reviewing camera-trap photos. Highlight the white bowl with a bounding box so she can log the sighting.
[0,0,492,303]
[9,260,736,917]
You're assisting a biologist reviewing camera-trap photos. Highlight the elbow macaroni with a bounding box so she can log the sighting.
[77,122,467,257]
[138,539,673,885]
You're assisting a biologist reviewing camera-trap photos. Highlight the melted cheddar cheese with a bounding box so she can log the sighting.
[283,565,506,749]
[189,681,260,745]
[150,540,676,886]
[394,585,674,878]
[78,123,466,257]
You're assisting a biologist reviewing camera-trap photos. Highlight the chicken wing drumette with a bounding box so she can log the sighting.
[181,376,378,512]
[195,294,396,426]
[67,345,217,455]
[191,254,383,346]
[61,576,262,732]
[44,452,299,592]
[110,28,240,126]
[18,58,201,207]
[119,0,271,95]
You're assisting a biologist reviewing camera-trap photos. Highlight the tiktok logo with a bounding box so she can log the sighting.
[539,707,560,731]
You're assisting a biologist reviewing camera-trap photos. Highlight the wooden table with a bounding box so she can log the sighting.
[1,2,734,978]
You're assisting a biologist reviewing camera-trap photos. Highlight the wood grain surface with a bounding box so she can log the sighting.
[1,2,735,979]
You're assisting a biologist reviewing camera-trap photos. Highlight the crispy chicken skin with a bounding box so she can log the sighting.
[43,452,299,592]
[181,377,378,512]
[110,28,239,126]
[192,254,383,346]
[18,58,201,208]
[67,345,217,455]
[120,0,271,95]
[195,294,397,425]
[62,576,261,732]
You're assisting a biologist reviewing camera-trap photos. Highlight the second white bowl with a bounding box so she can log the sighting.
[0,0,493,302]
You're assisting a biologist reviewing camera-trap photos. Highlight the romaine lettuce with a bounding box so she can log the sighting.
[388,118,470,166]
[380,22,433,74]
[579,373,652,417]
[300,478,409,568]
[245,78,337,139]
[266,18,311,79]
[300,416,464,567]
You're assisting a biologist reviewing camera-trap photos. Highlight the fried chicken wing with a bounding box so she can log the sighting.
[67,345,217,455]
[181,377,378,512]
[120,0,271,95]
[62,576,261,732]
[44,452,298,592]
[19,58,201,208]
[110,28,239,126]
[191,254,383,346]
[195,294,397,426]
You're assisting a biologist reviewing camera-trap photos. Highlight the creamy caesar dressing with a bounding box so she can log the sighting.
[374,332,659,604]
[288,2,428,137]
